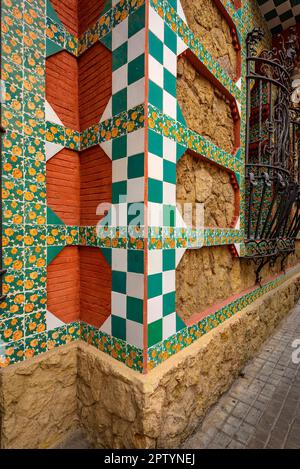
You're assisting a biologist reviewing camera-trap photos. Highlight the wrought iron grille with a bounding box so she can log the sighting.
[245,28,300,283]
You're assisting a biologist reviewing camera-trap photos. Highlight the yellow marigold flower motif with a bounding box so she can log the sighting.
[13,260,23,271]
[128,121,135,132]
[47,236,54,246]
[24,192,34,202]
[36,109,44,119]
[28,322,36,331]
[25,280,34,290]
[37,259,45,268]
[24,236,34,246]
[112,127,118,138]
[12,168,23,179]
[148,118,155,129]
[4,329,13,339]
[24,125,33,136]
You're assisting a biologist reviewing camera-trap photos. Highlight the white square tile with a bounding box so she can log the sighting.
[163,181,176,205]
[163,136,177,163]
[100,316,111,335]
[112,17,128,50]
[100,97,112,122]
[177,36,188,56]
[128,28,145,62]
[112,248,127,272]
[163,90,177,120]
[176,248,186,268]
[148,250,163,275]
[127,272,144,299]
[148,202,163,226]
[149,55,164,88]
[126,320,143,348]
[127,177,144,203]
[112,156,128,182]
[163,270,175,294]
[99,139,112,159]
[149,6,164,41]
[111,292,127,318]
[127,77,145,109]
[112,203,128,226]
[163,45,177,76]
[148,152,163,179]
[163,313,176,340]
[148,296,163,324]
[175,205,187,228]
[112,64,128,94]
[127,128,145,156]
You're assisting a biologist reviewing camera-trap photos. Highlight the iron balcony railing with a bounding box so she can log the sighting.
[245,28,300,283]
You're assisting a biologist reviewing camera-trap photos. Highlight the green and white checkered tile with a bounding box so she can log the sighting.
[148,2,187,121]
[257,0,300,34]
[99,2,146,129]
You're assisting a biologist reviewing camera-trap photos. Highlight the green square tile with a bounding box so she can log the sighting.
[126,296,143,324]
[163,249,175,271]
[148,319,162,347]
[112,271,127,294]
[163,159,176,184]
[149,31,163,64]
[127,202,144,226]
[128,249,144,274]
[112,135,127,160]
[148,129,163,157]
[163,292,176,317]
[148,273,162,299]
[164,24,177,54]
[128,54,144,85]
[164,68,176,97]
[163,205,175,227]
[128,153,144,178]
[149,80,163,110]
[112,42,128,71]
[112,181,127,204]
[128,3,145,38]
[112,88,127,115]
[111,315,126,341]
[148,178,163,203]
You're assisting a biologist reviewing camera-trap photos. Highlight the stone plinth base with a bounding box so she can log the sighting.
[1,272,300,449]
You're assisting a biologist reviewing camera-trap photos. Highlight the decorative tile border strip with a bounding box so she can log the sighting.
[45,104,145,151]
[150,0,241,101]
[148,104,243,177]
[147,262,300,370]
[46,0,145,57]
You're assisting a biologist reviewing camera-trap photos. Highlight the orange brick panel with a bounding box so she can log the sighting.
[46,51,80,131]
[80,146,112,226]
[80,247,111,328]
[50,0,78,36]
[46,149,80,226]
[78,0,106,35]
[47,247,80,324]
[78,42,112,130]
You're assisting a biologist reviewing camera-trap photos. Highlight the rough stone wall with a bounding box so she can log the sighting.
[177,152,236,228]
[177,57,235,153]
[176,243,300,321]
[0,344,78,449]
[1,271,300,449]
[180,0,237,79]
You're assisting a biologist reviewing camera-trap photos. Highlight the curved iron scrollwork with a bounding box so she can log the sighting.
[245,28,300,284]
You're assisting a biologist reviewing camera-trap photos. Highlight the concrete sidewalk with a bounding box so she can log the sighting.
[182,302,300,449]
